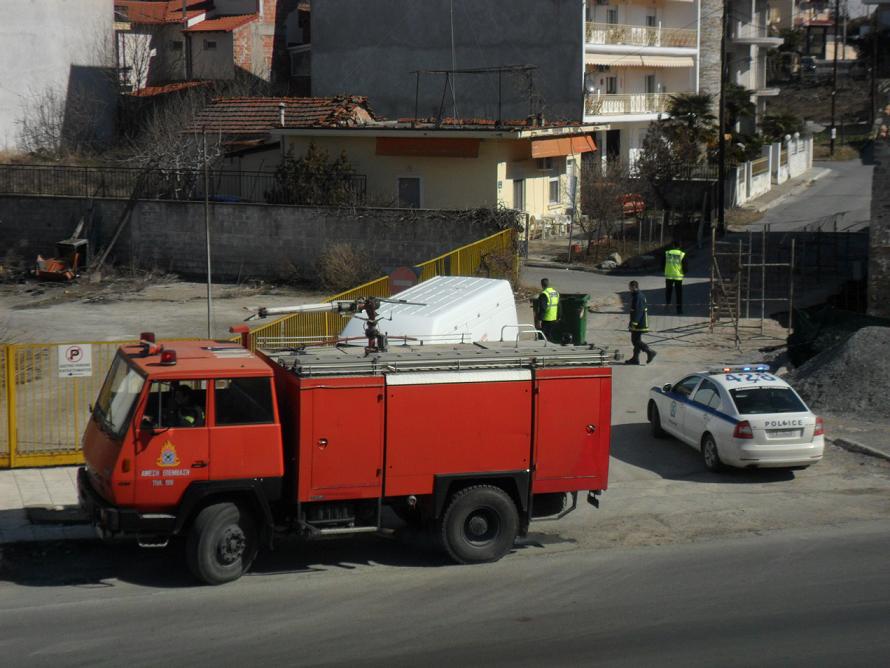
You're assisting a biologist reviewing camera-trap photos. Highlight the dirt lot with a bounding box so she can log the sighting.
[0,275,326,343]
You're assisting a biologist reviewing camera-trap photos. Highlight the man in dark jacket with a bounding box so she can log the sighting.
[626,280,656,365]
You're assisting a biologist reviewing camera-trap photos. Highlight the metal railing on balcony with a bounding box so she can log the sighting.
[732,21,773,40]
[585,22,697,49]
[584,92,678,116]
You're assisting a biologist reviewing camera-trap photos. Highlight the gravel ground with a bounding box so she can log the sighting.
[789,326,890,418]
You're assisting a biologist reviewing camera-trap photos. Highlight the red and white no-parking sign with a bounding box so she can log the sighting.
[58,344,93,378]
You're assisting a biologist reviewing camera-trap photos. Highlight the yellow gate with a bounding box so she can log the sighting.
[0,228,517,468]
[1,341,131,468]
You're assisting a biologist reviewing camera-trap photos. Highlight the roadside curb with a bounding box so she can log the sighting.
[523,260,605,274]
[749,168,832,213]
[830,437,890,463]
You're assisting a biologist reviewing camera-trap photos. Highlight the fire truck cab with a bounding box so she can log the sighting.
[79,337,613,585]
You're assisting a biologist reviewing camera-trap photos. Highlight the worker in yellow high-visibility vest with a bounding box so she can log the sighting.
[663,241,689,315]
[535,278,560,342]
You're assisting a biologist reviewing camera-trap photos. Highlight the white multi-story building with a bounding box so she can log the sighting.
[728,0,784,133]
[582,0,702,165]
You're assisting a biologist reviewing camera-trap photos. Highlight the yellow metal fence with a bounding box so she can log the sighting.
[0,228,516,468]
[246,228,516,350]
[1,341,130,468]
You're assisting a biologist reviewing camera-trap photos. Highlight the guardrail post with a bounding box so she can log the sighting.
[5,345,17,468]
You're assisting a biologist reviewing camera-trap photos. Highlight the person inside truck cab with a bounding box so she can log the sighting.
[165,384,205,428]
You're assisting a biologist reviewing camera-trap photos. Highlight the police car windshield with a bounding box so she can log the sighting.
[730,387,807,415]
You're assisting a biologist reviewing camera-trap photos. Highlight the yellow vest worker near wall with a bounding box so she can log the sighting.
[663,241,688,315]
[535,278,560,342]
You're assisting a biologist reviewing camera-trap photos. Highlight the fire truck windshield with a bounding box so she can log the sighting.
[94,354,145,438]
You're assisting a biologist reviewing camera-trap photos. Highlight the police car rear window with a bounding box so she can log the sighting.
[729,388,807,415]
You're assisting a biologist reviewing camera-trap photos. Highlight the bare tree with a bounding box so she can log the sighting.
[579,161,631,258]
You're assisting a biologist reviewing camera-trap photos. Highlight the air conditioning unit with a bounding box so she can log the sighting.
[536,158,553,171]
[596,65,610,73]
[596,0,609,5]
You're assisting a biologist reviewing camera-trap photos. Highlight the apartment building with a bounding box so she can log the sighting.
[582,0,701,166]
[728,0,784,132]
[311,0,709,169]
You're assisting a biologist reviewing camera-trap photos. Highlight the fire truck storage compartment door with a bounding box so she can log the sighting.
[532,368,612,494]
[383,370,533,497]
[298,377,385,502]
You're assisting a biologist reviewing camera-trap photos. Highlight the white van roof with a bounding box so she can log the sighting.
[340,276,519,345]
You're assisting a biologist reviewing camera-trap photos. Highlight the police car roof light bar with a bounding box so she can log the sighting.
[709,364,770,374]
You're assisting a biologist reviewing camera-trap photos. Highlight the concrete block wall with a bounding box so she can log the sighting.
[0,196,503,282]
[869,141,890,318]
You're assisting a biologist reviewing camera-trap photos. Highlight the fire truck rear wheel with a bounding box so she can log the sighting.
[440,485,519,564]
[187,502,258,585]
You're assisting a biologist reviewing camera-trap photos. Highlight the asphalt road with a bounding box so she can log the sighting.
[2,520,889,667]
[753,158,873,232]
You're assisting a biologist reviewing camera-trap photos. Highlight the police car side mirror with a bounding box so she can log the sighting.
[662,383,672,393]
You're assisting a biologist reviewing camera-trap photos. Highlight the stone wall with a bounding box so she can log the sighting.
[0,196,506,282]
[699,0,724,119]
[869,141,890,318]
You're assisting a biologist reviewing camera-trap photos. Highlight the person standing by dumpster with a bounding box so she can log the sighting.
[626,280,655,365]
[663,240,688,314]
[535,278,560,342]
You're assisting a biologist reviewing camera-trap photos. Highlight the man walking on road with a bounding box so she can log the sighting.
[626,280,655,365]
[535,278,560,342]
[663,240,688,314]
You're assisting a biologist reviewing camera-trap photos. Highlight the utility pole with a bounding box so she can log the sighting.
[829,0,840,157]
[717,0,729,234]
[203,129,213,339]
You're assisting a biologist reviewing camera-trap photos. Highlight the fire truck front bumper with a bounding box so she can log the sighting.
[77,467,175,538]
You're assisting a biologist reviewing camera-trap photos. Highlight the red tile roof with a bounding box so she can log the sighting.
[191,96,377,135]
[115,1,209,25]
[128,80,212,97]
[183,13,258,32]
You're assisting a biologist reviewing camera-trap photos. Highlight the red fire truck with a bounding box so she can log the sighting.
[78,324,613,585]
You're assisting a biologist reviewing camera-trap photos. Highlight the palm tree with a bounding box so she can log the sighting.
[724,83,756,133]
[665,93,717,146]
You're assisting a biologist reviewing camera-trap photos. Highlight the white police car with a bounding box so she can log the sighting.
[647,365,824,471]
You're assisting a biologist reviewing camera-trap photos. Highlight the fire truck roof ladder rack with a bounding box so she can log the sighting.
[276,345,611,377]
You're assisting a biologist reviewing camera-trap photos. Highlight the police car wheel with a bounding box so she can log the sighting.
[441,485,519,565]
[648,401,667,438]
[701,434,725,472]
[187,502,258,585]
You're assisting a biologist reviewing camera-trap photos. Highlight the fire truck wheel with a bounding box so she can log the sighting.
[187,502,258,585]
[441,485,519,564]
[648,401,666,438]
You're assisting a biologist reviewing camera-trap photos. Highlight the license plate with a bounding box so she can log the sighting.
[766,428,802,438]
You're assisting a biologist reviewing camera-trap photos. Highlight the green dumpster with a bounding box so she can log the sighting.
[554,293,589,345]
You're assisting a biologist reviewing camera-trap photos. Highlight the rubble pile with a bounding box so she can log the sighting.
[789,326,890,417]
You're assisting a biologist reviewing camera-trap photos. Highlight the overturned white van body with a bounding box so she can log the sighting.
[340,276,519,344]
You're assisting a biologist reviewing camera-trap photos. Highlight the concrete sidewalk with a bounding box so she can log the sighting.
[740,166,832,214]
[0,467,93,544]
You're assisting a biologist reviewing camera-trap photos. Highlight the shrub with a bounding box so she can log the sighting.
[315,243,380,292]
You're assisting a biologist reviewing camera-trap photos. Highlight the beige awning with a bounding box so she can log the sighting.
[640,55,695,68]
[585,54,645,67]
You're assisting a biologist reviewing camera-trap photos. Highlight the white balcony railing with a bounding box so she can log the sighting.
[733,21,773,40]
[584,92,681,116]
[585,22,697,49]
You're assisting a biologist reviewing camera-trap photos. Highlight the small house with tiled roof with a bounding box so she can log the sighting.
[114,1,302,91]
[196,96,603,222]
